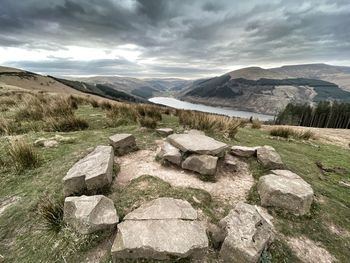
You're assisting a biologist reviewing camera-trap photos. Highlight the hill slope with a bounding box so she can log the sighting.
[180,64,350,115]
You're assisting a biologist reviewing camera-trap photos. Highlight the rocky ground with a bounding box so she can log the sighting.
[0,105,349,263]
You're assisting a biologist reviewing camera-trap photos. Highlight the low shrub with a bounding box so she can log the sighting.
[8,138,40,172]
[37,195,64,233]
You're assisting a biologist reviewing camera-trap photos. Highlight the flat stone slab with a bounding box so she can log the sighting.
[156,128,174,136]
[124,197,197,220]
[219,202,275,263]
[109,133,137,156]
[258,170,314,215]
[182,154,218,176]
[223,154,239,171]
[111,198,208,261]
[64,195,118,234]
[167,133,227,156]
[156,141,182,166]
[112,219,208,261]
[256,145,284,169]
[231,146,258,157]
[63,146,114,196]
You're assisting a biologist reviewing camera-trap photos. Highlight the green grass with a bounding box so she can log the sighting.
[0,103,349,262]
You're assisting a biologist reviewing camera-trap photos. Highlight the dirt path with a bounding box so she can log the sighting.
[263,125,350,148]
[115,148,254,205]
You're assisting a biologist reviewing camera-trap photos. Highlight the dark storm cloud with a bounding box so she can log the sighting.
[0,0,349,77]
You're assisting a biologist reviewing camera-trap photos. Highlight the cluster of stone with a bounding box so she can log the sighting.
[157,131,228,178]
[230,144,314,215]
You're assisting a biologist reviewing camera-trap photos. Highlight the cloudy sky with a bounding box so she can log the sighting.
[1,0,349,78]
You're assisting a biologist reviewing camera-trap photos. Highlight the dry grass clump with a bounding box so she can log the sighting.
[8,138,41,172]
[136,104,162,122]
[15,95,44,121]
[99,100,112,110]
[0,117,18,135]
[45,115,89,132]
[37,195,64,233]
[176,110,242,138]
[106,103,138,124]
[89,99,99,108]
[270,127,315,140]
[251,119,262,129]
[138,116,157,129]
[0,96,17,111]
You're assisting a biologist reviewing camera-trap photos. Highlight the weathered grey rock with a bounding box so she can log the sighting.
[64,195,118,234]
[258,170,314,215]
[124,197,197,220]
[182,154,218,176]
[156,128,174,136]
[109,133,137,156]
[231,146,258,157]
[256,145,284,169]
[34,138,59,148]
[63,146,114,196]
[223,154,239,171]
[156,142,182,166]
[111,198,208,261]
[219,202,275,263]
[167,133,227,156]
[112,220,208,261]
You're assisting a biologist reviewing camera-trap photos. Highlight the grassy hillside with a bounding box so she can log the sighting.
[0,90,349,262]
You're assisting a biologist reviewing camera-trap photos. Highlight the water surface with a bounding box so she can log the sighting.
[149,97,274,121]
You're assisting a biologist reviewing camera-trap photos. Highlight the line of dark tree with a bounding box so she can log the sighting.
[275,101,350,129]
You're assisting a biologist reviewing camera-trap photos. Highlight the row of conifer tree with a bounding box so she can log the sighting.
[275,101,350,129]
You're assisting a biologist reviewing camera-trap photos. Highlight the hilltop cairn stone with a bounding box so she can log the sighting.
[156,141,182,166]
[219,202,275,263]
[109,133,137,156]
[167,133,227,157]
[182,154,218,176]
[63,195,118,234]
[63,145,114,196]
[111,197,208,261]
[256,145,284,169]
[156,128,174,136]
[231,146,258,157]
[258,170,314,215]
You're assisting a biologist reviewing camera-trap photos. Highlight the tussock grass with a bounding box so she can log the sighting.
[45,115,89,132]
[270,127,315,140]
[176,109,242,138]
[8,138,40,172]
[251,119,262,129]
[37,195,64,233]
[138,116,157,129]
[89,98,99,108]
[15,95,44,121]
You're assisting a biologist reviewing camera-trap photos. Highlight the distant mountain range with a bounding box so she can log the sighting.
[1,63,350,115]
[179,64,350,114]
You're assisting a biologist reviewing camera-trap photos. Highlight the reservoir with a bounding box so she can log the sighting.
[149,97,274,121]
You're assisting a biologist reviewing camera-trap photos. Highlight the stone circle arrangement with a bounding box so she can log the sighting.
[60,129,314,262]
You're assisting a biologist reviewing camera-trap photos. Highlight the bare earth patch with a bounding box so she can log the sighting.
[326,222,350,238]
[115,149,254,205]
[286,236,336,263]
[263,125,350,148]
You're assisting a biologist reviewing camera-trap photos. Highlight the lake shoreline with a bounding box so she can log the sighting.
[149,97,274,121]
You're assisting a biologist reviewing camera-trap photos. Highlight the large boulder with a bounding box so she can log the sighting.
[63,146,114,196]
[258,170,314,215]
[167,133,227,156]
[63,195,118,234]
[156,128,174,136]
[219,202,275,263]
[256,146,284,169]
[231,146,258,157]
[156,142,182,166]
[182,154,218,176]
[111,198,208,261]
[109,133,137,156]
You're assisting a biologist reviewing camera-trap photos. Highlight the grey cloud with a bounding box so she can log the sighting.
[0,0,349,77]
